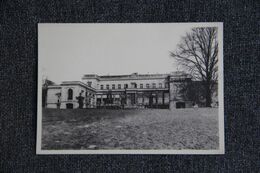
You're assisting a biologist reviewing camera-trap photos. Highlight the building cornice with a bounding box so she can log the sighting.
[83,73,171,81]
[82,72,191,81]
[95,88,169,93]
[47,85,61,89]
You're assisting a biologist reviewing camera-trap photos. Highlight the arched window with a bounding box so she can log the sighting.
[68,89,73,100]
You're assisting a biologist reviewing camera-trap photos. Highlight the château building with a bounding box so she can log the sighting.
[44,72,194,109]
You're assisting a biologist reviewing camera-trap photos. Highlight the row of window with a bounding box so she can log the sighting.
[100,83,167,90]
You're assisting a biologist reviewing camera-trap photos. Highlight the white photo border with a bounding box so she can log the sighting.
[37,22,224,155]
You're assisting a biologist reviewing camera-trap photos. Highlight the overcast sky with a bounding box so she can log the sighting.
[39,23,194,84]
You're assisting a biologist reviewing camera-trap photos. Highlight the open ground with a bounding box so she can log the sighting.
[41,108,219,150]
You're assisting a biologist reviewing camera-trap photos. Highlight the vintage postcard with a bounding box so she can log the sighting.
[37,23,224,154]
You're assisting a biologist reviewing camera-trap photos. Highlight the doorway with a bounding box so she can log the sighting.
[130,93,136,105]
[66,103,73,109]
[176,102,185,109]
[149,95,153,107]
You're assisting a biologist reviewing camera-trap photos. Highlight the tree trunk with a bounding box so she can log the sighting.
[205,82,212,107]
[42,88,47,107]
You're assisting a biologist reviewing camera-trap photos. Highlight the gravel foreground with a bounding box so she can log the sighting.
[41,108,219,150]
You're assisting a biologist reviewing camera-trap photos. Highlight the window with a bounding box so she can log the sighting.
[112,84,115,89]
[159,83,162,88]
[165,83,169,88]
[140,84,143,89]
[66,103,73,109]
[100,85,104,90]
[106,84,109,89]
[68,89,73,100]
[146,84,149,88]
[87,81,92,87]
[152,83,156,88]
[124,84,128,89]
[118,84,121,89]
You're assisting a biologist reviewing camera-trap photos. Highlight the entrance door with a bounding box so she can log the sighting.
[66,103,73,109]
[97,98,101,105]
[149,95,153,107]
[130,93,136,105]
[176,102,185,109]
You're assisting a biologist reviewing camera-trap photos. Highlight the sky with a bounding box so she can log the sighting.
[39,23,194,84]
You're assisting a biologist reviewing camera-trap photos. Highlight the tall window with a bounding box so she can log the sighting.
[140,84,143,89]
[68,89,73,100]
[146,84,150,88]
[106,84,109,89]
[118,84,121,89]
[100,85,104,90]
[152,83,156,88]
[159,83,162,88]
[124,84,128,89]
[112,84,115,89]
[87,81,92,87]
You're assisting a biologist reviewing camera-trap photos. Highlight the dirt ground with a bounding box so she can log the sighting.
[41,108,219,150]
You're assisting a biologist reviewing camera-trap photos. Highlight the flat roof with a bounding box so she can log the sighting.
[82,73,171,81]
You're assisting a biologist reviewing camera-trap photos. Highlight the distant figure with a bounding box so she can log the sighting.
[57,99,61,109]
[55,92,61,109]
[76,92,84,109]
[193,103,199,108]
[211,101,219,108]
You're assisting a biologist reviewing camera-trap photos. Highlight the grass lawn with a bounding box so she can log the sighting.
[41,108,219,150]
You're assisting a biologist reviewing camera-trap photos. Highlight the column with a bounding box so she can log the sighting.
[101,95,103,106]
[156,92,158,108]
[142,93,144,106]
[135,92,137,106]
[162,91,165,105]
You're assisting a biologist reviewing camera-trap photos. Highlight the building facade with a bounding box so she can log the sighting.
[45,72,193,109]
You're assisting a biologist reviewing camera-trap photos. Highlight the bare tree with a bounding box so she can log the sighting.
[42,78,55,107]
[170,27,218,107]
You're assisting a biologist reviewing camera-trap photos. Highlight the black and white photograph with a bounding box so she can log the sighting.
[37,23,224,154]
